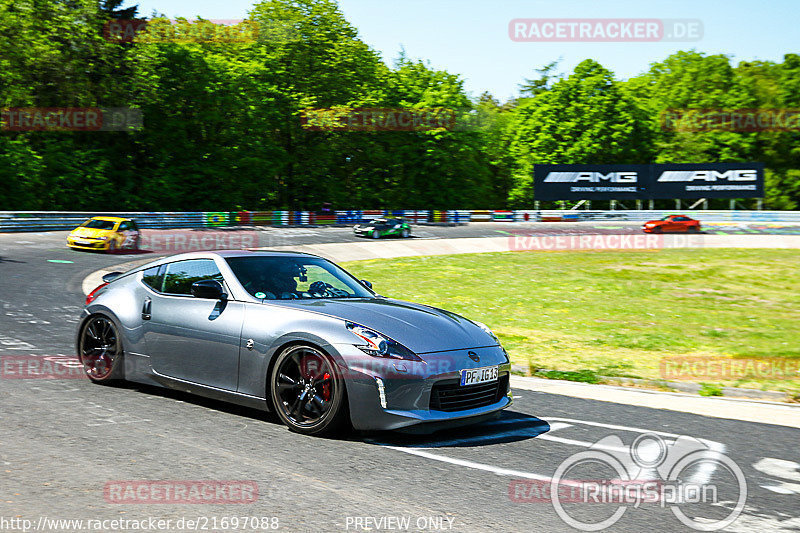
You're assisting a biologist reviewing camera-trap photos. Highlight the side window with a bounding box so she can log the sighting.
[118,222,129,231]
[129,220,139,231]
[162,260,224,296]
[142,265,164,292]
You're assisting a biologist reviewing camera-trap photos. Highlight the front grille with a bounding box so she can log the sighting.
[430,373,509,412]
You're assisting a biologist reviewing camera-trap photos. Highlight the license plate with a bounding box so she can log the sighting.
[460,365,499,386]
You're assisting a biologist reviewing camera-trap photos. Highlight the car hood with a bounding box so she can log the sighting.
[273,297,496,353]
[70,227,114,238]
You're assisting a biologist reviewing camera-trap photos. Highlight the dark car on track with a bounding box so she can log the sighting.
[354,217,411,239]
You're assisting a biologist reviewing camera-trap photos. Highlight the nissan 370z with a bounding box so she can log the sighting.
[77,251,512,435]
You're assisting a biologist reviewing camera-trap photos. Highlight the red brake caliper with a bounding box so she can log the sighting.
[321,372,331,401]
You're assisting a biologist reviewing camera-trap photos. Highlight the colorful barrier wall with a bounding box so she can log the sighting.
[2,210,800,232]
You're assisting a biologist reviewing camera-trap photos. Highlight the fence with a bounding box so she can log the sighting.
[2,209,800,232]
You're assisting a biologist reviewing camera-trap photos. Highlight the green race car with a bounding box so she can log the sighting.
[353,217,412,239]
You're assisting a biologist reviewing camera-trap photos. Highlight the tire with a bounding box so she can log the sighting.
[652,226,663,234]
[371,230,380,239]
[107,239,118,254]
[401,228,410,238]
[78,315,125,383]
[688,226,699,233]
[270,344,348,436]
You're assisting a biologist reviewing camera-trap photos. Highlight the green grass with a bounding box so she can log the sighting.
[342,249,800,394]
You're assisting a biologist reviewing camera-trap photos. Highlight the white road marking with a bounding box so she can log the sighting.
[382,445,552,481]
[377,416,728,491]
[0,335,38,350]
[754,458,800,495]
[754,458,800,482]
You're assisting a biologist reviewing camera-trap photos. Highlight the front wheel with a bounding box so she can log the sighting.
[270,344,348,436]
[78,316,124,383]
[371,230,380,239]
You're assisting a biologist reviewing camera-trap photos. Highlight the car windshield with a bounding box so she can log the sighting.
[226,256,373,300]
[82,219,116,230]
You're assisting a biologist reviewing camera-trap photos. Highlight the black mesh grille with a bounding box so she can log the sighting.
[430,373,509,412]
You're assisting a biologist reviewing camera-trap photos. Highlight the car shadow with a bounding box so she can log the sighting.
[105,383,548,444]
[360,411,550,448]
[108,249,154,255]
[111,381,283,424]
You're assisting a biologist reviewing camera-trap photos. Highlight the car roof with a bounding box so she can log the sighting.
[89,216,129,222]
[148,249,324,262]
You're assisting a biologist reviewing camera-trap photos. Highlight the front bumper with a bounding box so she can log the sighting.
[333,344,512,431]
[67,237,108,250]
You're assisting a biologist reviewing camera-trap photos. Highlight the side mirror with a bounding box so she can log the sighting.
[360,279,373,290]
[191,279,227,300]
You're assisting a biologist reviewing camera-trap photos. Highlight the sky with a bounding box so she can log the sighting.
[124,0,800,102]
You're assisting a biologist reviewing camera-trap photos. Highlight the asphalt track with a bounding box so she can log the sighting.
[1,223,799,532]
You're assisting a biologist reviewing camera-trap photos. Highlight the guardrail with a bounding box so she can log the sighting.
[2,209,800,232]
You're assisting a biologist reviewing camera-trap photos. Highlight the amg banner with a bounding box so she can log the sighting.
[534,163,764,200]
[533,164,648,201]
[651,163,764,199]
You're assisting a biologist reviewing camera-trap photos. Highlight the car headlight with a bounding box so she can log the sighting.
[98,236,108,241]
[346,322,422,362]
[473,320,500,344]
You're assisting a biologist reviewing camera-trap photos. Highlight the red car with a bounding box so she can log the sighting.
[642,215,702,233]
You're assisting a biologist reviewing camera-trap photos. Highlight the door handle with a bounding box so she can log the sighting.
[141,298,152,320]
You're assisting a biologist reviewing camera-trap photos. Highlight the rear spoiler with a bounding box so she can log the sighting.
[102,271,124,283]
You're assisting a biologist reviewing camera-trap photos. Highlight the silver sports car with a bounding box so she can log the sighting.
[77,251,512,435]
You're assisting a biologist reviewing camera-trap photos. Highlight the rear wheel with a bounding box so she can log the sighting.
[688,226,699,233]
[270,344,347,436]
[78,316,124,383]
[401,228,410,238]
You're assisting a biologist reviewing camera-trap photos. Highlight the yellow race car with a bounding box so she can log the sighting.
[67,216,140,252]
